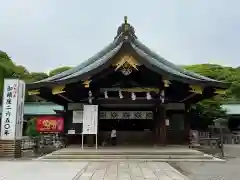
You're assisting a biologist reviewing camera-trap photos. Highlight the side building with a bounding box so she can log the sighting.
[0,102,63,135]
[222,104,240,131]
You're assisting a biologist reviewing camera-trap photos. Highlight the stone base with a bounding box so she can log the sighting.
[0,140,22,158]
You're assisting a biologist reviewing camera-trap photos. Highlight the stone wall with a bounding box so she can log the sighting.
[0,140,22,158]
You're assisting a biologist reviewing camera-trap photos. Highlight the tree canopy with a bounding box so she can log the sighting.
[49,66,71,77]
[0,52,71,101]
[25,118,40,137]
[184,64,240,101]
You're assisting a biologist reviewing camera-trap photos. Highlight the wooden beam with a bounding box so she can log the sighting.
[95,98,161,105]
[37,88,70,105]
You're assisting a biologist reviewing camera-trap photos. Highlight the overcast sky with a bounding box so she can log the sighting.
[0,0,239,73]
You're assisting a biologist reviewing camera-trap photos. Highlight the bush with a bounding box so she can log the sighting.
[25,118,40,137]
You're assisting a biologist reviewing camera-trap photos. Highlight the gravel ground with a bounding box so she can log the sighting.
[170,145,240,180]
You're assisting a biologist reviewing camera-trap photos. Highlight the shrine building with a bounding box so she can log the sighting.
[27,17,229,146]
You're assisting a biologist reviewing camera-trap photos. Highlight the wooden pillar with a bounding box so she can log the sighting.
[63,105,71,146]
[154,104,166,145]
[184,104,191,144]
[153,106,159,145]
[160,105,167,145]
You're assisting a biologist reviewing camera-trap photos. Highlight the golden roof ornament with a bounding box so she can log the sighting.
[162,79,171,87]
[28,89,40,95]
[82,80,91,88]
[189,85,203,94]
[215,89,226,95]
[113,55,139,76]
[52,85,66,95]
[115,16,137,39]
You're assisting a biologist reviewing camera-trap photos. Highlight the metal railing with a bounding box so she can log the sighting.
[20,135,66,154]
[198,131,240,145]
[21,138,36,150]
[223,134,240,144]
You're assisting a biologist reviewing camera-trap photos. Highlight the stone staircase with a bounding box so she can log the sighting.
[36,146,223,162]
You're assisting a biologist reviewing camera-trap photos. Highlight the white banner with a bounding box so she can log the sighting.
[72,111,83,123]
[82,105,98,134]
[16,80,25,138]
[1,79,25,140]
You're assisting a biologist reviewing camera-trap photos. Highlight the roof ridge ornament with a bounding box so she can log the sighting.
[124,16,128,24]
[124,16,129,32]
[115,16,137,40]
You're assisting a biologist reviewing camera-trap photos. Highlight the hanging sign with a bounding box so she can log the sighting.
[1,79,25,140]
[82,105,98,134]
[165,119,170,126]
[72,111,83,123]
[36,116,64,132]
[68,129,75,134]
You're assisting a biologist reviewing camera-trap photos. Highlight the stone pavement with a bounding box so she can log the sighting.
[170,145,240,180]
[0,161,189,180]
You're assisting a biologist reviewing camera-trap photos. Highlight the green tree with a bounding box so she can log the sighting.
[49,66,71,76]
[25,118,40,137]
[184,64,240,101]
[195,99,226,120]
[28,72,49,82]
[0,51,22,98]
[183,64,233,124]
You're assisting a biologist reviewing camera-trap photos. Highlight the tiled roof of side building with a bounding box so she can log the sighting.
[0,102,63,115]
[222,104,240,115]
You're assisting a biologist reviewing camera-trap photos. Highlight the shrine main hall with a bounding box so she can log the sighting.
[27,17,229,146]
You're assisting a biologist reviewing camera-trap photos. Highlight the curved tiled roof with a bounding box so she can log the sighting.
[36,36,122,83]
[27,18,229,89]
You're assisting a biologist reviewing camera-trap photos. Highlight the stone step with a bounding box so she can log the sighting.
[42,154,213,160]
[37,158,224,162]
[51,151,203,156]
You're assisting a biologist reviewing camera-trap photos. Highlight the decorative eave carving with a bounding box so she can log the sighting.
[82,80,91,88]
[112,55,139,76]
[28,89,40,95]
[52,85,66,95]
[189,85,203,94]
[215,89,226,95]
[162,79,171,88]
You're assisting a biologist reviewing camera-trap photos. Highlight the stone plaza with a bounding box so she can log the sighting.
[0,161,189,180]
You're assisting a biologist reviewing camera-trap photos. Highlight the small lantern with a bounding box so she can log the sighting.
[104,91,108,99]
[88,90,92,97]
[131,92,136,100]
[119,90,123,99]
[165,118,169,126]
[146,92,152,100]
